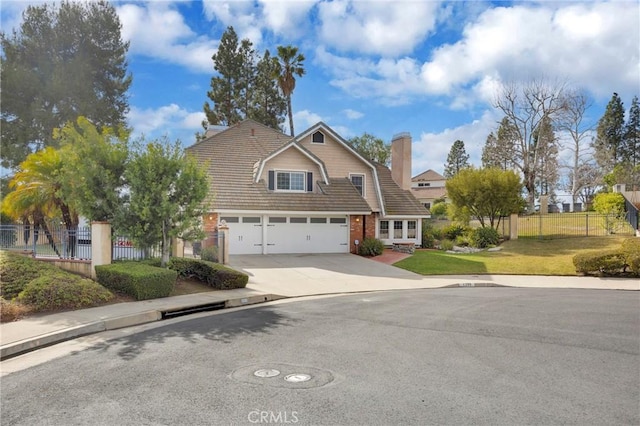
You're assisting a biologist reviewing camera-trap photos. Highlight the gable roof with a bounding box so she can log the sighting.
[186,119,370,213]
[256,139,330,184]
[375,164,430,217]
[412,169,445,182]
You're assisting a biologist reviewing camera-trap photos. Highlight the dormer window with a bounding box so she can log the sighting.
[268,170,313,192]
[312,131,325,144]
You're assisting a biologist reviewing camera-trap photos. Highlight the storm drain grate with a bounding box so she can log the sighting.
[161,302,226,319]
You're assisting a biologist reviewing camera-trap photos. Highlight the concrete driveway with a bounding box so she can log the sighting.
[229,253,429,297]
[230,253,640,296]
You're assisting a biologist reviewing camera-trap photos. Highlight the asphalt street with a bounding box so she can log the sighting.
[1,288,638,425]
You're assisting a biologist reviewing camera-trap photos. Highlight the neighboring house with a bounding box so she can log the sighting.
[410,169,447,210]
[186,119,428,255]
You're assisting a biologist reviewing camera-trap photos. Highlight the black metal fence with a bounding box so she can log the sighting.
[623,197,639,233]
[0,225,91,259]
[517,213,636,239]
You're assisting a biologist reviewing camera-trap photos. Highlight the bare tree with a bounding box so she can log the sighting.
[556,90,600,211]
[493,79,567,211]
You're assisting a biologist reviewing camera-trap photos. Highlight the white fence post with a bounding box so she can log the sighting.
[91,221,112,279]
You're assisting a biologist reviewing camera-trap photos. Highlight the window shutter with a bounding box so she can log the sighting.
[307,172,313,192]
[268,170,275,190]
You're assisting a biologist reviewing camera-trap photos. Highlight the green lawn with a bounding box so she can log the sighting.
[394,236,629,276]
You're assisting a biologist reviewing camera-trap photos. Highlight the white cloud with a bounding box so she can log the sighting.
[293,109,324,133]
[260,0,316,37]
[420,2,640,98]
[412,110,500,175]
[343,109,364,120]
[117,2,217,73]
[128,104,206,143]
[316,0,440,56]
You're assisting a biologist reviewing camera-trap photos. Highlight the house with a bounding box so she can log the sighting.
[410,169,447,209]
[186,119,429,255]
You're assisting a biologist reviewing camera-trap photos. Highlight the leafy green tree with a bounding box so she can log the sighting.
[445,168,524,229]
[1,1,131,170]
[119,138,208,266]
[444,140,470,178]
[53,117,129,222]
[274,45,305,136]
[594,92,625,172]
[348,133,391,165]
[592,192,626,234]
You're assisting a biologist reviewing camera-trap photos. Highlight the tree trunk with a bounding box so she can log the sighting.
[161,220,170,267]
[287,95,294,136]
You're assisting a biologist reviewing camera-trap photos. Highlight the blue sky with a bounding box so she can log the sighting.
[2,0,639,179]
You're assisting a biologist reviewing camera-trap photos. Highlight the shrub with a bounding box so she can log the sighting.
[621,238,640,275]
[358,237,384,257]
[95,263,176,300]
[455,234,471,247]
[0,297,30,322]
[17,273,113,312]
[0,251,58,300]
[440,239,454,251]
[443,224,468,240]
[573,250,627,276]
[201,245,219,262]
[168,258,248,290]
[471,227,501,248]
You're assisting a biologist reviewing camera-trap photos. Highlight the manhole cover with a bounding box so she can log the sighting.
[232,363,335,389]
[284,373,311,383]
[254,369,280,378]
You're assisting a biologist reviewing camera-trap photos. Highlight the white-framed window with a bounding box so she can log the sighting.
[394,221,403,239]
[423,202,431,209]
[350,173,365,196]
[312,131,325,144]
[276,171,305,191]
[380,220,389,239]
[407,221,417,239]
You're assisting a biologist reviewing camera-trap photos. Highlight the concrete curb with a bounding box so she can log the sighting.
[1,294,283,361]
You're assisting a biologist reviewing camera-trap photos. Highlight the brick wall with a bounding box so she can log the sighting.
[203,213,218,233]
[350,214,377,253]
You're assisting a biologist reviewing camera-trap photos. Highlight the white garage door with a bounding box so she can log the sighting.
[221,216,263,255]
[267,216,349,254]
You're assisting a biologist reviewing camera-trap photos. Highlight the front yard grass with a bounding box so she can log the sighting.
[395,236,628,276]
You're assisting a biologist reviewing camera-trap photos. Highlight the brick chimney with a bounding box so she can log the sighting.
[391,132,411,190]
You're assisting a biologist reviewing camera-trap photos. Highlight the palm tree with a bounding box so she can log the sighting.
[275,45,305,136]
[2,147,78,256]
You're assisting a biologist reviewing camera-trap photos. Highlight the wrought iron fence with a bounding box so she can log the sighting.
[111,234,162,261]
[0,224,92,259]
[517,213,636,239]
[623,196,639,232]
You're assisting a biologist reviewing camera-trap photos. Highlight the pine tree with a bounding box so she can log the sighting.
[203,26,286,131]
[623,95,639,170]
[443,140,470,178]
[1,1,131,170]
[594,93,625,172]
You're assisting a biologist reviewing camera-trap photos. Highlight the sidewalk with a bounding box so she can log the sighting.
[2,252,638,361]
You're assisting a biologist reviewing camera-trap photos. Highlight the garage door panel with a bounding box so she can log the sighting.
[227,217,263,254]
[266,216,348,254]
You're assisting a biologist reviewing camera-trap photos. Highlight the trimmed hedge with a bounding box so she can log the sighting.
[573,250,627,276]
[168,258,248,290]
[95,263,176,300]
[17,273,114,312]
